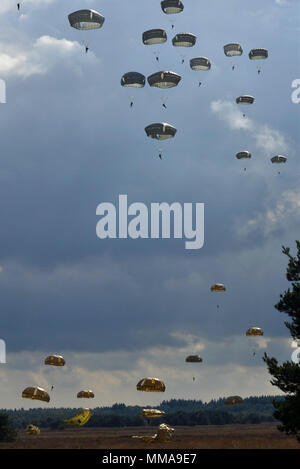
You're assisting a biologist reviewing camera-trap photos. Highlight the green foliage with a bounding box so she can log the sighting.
[263,241,300,443]
[0,413,18,442]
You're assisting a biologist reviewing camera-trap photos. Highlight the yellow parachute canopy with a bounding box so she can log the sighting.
[64,408,91,427]
[77,390,94,398]
[141,408,165,418]
[137,378,166,392]
[246,327,264,336]
[22,386,50,403]
[210,283,226,292]
[44,355,65,366]
[225,396,243,406]
[25,424,40,435]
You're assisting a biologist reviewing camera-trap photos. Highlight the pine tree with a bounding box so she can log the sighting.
[263,241,300,442]
[0,413,17,442]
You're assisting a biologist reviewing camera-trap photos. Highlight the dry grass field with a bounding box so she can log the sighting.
[0,423,299,449]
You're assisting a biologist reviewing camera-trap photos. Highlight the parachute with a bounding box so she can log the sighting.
[185,355,203,363]
[136,377,166,392]
[225,396,244,405]
[161,0,184,14]
[271,155,287,164]
[236,95,255,105]
[147,71,181,88]
[246,327,264,336]
[190,57,211,71]
[64,408,91,427]
[68,9,105,30]
[22,386,50,403]
[25,424,40,435]
[236,151,251,160]
[77,390,95,398]
[172,33,196,47]
[224,43,243,57]
[121,72,146,88]
[145,123,177,140]
[141,409,165,418]
[210,283,226,292]
[132,423,175,443]
[143,29,167,45]
[44,355,65,366]
[249,49,268,60]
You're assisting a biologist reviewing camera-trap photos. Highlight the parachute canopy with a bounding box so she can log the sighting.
[147,71,181,88]
[25,424,40,435]
[161,0,184,14]
[65,408,91,427]
[236,151,251,160]
[22,386,50,403]
[211,283,226,292]
[225,396,244,405]
[143,29,167,45]
[44,355,65,366]
[236,95,254,105]
[190,57,211,71]
[246,327,264,336]
[185,355,203,363]
[77,390,95,398]
[249,48,268,60]
[137,377,166,392]
[141,408,165,418]
[172,33,196,47]
[224,43,243,57]
[121,72,146,88]
[145,122,177,140]
[271,155,287,164]
[68,9,105,30]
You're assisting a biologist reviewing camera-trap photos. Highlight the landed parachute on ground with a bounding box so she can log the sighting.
[147,71,181,88]
[145,122,177,140]
[172,33,196,47]
[77,390,95,398]
[161,0,184,14]
[68,9,105,30]
[185,355,203,363]
[64,408,91,427]
[25,424,40,435]
[44,355,65,366]
[141,409,165,418]
[224,43,243,57]
[225,396,244,405]
[22,386,50,403]
[246,327,264,336]
[249,48,268,60]
[121,72,145,88]
[137,378,166,392]
[143,29,167,45]
[211,283,226,292]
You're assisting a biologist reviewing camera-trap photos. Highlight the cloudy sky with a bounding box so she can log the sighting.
[0,0,299,409]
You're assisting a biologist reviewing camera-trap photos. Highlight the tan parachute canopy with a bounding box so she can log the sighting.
[142,29,167,45]
[25,424,40,435]
[141,408,165,418]
[249,48,268,60]
[185,355,203,363]
[64,408,91,427]
[77,390,95,398]
[132,423,175,443]
[225,396,244,405]
[210,283,226,292]
[137,377,166,392]
[44,355,65,366]
[246,327,264,336]
[224,43,243,57]
[22,386,50,403]
[161,0,184,14]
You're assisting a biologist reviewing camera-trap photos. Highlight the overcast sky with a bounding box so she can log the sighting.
[0,0,299,409]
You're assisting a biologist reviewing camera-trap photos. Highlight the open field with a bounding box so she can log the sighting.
[0,423,299,449]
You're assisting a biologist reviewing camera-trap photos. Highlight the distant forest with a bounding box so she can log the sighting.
[1,396,284,429]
